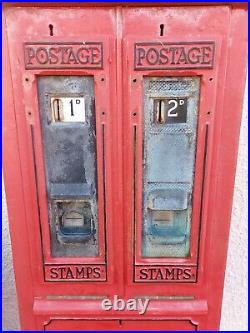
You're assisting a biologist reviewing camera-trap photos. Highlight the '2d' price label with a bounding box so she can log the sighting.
[165,97,188,124]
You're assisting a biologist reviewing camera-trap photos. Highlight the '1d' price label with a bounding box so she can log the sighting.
[51,97,85,123]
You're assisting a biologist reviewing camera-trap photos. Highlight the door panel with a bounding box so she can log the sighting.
[4,6,122,297]
[44,319,196,331]
[121,6,229,297]
[121,320,196,330]
[45,320,120,331]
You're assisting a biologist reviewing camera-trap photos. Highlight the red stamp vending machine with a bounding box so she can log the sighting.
[3,3,247,331]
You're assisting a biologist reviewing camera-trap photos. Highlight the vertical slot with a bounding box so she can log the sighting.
[52,98,63,122]
[160,24,164,36]
[49,24,54,36]
[155,99,165,124]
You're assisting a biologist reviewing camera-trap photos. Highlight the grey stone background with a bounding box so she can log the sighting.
[2,79,248,330]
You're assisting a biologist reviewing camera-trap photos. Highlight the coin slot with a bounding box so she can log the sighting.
[52,98,64,122]
[154,99,166,124]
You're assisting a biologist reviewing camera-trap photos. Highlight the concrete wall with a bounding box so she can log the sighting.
[220,77,248,331]
[2,80,248,331]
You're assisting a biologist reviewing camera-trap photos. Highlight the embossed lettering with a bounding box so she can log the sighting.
[49,267,59,279]
[26,47,35,64]
[48,47,59,64]
[93,267,101,278]
[134,42,215,70]
[183,268,192,280]
[135,266,197,282]
[45,264,106,281]
[36,47,49,65]
[24,42,103,69]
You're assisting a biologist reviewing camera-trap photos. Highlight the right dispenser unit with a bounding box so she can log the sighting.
[123,3,247,330]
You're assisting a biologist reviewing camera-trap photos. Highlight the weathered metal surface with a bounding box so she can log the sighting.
[142,77,200,257]
[38,76,98,257]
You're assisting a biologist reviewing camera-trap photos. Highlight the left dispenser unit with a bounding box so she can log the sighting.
[38,76,98,257]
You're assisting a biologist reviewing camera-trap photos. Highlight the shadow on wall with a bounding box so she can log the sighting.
[2,180,20,331]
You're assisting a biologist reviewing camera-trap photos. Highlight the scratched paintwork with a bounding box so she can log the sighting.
[38,76,98,257]
[142,77,200,257]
